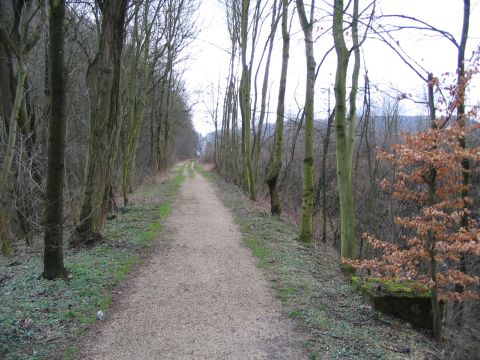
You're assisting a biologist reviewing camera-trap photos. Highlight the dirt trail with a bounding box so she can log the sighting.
[81,169,306,359]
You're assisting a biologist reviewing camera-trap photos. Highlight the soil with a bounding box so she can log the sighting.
[78,170,306,359]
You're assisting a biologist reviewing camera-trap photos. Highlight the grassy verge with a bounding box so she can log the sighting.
[187,160,195,178]
[0,164,185,360]
[196,163,434,360]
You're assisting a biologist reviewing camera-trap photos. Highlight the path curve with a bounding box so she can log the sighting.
[80,169,306,359]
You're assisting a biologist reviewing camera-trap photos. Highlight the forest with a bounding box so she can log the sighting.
[0,0,479,359]
[0,0,199,254]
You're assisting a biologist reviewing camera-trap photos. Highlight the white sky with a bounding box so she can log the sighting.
[182,0,480,135]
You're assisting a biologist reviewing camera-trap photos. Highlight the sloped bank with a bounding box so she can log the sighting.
[0,164,185,360]
[196,163,435,360]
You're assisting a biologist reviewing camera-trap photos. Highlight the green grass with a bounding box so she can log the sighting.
[187,160,196,178]
[288,309,303,318]
[0,165,185,360]
[63,345,76,360]
[193,161,212,179]
[244,236,267,262]
[196,164,434,360]
[279,286,298,303]
[159,203,171,218]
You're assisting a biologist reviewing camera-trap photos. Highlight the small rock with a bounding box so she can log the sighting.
[96,310,105,320]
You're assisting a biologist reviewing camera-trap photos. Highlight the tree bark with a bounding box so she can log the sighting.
[72,0,128,247]
[314,108,333,243]
[333,0,356,262]
[297,0,315,243]
[266,0,289,215]
[239,0,255,200]
[43,0,67,279]
[252,0,279,182]
[122,2,152,206]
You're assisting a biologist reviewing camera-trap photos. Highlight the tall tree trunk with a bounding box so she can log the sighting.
[232,82,240,182]
[72,0,128,247]
[333,0,356,263]
[346,1,361,184]
[314,108,333,244]
[362,76,376,225]
[223,63,236,177]
[266,0,289,215]
[239,0,255,200]
[237,1,260,195]
[252,0,279,181]
[296,0,315,243]
[43,0,67,279]
[154,75,166,171]
[213,82,220,170]
[122,2,152,206]
[159,74,175,171]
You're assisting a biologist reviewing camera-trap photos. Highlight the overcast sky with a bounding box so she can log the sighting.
[181,0,480,135]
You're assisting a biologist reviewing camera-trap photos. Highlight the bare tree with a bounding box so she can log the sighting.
[333,0,373,265]
[72,0,128,247]
[0,0,46,255]
[265,0,289,215]
[296,0,315,243]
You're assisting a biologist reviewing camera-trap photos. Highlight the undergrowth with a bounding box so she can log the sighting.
[197,163,435,360]
[0,164,185,360]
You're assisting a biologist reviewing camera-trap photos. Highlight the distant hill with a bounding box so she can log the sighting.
[200,114,431,152]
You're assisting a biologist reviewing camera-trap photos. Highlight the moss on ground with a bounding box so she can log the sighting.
[198,164,435,360]
[0,164,185,360]
[351,277,431,298]
[351,277,433,329]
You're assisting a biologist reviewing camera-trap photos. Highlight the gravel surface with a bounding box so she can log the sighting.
[80,170,306,359]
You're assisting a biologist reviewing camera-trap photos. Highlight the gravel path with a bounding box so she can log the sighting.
[80,169,306,359]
